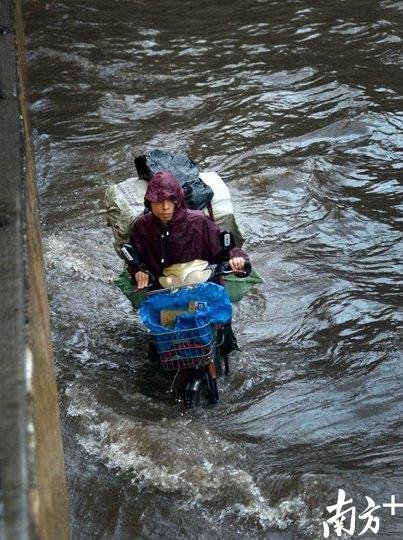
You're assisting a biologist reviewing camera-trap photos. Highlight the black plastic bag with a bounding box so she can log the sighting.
[134,149,214,210]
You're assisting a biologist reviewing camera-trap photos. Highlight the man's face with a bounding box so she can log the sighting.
[150,198,175,225]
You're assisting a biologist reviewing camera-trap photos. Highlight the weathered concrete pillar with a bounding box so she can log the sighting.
[0,1,70,538]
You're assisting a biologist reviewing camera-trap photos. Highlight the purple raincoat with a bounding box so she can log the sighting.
[128,171,249,280]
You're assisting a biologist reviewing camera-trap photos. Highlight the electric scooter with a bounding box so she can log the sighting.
[121,233,250,410]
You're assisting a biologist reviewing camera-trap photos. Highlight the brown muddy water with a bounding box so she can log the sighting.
[24,0,402,538]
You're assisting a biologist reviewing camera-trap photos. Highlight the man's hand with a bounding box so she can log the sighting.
[135,270,149,290]
[229,257,246,272]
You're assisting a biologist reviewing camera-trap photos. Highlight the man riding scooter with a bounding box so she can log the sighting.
[126,170,251,360]
[127,170,249,288]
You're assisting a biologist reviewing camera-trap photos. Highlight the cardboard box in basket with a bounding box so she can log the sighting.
[160,301,206,328]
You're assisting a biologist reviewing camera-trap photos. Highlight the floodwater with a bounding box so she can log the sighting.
[24,0,402,538]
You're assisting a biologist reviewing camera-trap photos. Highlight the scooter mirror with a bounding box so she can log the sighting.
[220,230,236,250]
[121,243,142,267]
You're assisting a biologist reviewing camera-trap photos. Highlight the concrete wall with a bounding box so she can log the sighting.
[0,1,70,538]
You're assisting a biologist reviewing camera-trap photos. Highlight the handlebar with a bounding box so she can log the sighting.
[215,260,251,277]
[133,260,252,293]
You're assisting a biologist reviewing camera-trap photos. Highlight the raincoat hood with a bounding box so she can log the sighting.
[144,171,186,213]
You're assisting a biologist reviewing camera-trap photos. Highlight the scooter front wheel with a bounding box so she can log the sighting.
[185,389,199,410]
[207,378,219,404]
[184,378,202,410]
[184,372,219,410]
